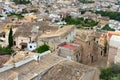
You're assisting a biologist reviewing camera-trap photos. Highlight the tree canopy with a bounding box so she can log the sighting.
[64,16,98,28]
[96,11,120,21]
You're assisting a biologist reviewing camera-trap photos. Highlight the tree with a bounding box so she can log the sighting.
[37,44,49,53]
[8,27,13,48]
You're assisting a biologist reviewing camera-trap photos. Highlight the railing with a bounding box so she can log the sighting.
[0,64,14,73]
[0,50,51,73]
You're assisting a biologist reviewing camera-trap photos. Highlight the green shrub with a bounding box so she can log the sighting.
[100,64,120,80]
[101,24,115,31]
[30,9,38,13]
[37,44,49,53]
[78,0,95,4]
[0,46,14,55]
[8,13,24,19]
[13,0,31,4]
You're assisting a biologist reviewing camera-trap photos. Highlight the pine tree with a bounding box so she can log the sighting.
[8,27,13,48]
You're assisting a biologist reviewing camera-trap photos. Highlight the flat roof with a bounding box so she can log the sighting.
[108,31,120,39]
[61,44,78,50]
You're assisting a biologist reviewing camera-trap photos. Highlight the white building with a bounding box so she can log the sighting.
[108,35,120,66]
[27,43,37,51]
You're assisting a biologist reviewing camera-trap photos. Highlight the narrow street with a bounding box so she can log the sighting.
[89,56,108,69]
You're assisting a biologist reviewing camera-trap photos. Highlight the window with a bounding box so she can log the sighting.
[29,37,31,42]
[3,34,5,38]
[66,37,67,40]
[88,53,91,58]
[30,46,32,48]
[101,51,102,56]
[94,38,95,41]
[88,42,90,46]
[76,55,78,58]
[78,53,80,56]
[96,41,98,43]
[14,41,16,45]
[12,19,14,21]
